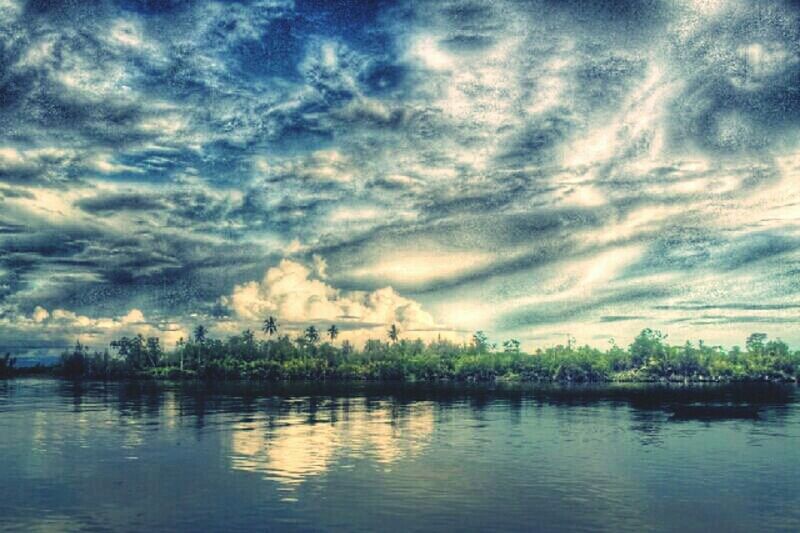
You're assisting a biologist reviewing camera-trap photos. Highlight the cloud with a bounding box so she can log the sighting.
[230,400,434,485]
[0,304,188,353]
[75,191,168,214]
[350,251,495,286]
[221,259,453,341]
[1,0,800,352]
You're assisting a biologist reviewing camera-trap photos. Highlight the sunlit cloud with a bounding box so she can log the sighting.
[221,259,456,343]
[351,252,495,286]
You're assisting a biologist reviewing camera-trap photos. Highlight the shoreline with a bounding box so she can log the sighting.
[2,367,798,385]
[5,328,798,384]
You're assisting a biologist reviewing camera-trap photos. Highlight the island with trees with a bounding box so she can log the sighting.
[3,317,799,383]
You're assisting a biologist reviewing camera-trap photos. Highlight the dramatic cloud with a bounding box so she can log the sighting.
[2,0,800,355]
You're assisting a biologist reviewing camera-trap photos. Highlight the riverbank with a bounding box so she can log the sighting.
[3,356,798,384]
[5,328,798,383]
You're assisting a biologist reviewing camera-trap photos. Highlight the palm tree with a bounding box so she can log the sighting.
[388,323,399,343]
[305,325,320,344]
[262,316,278,337]
[194,324,207,343]
[177,337,185,372]
[327,324,339,342]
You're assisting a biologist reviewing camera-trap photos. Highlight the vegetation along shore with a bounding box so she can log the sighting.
[2,318,799,383]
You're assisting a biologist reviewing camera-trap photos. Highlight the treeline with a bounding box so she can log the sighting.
[45,326,800,383]
[0,353,17,377]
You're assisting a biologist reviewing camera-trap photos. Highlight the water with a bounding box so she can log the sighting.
[1,379,799,532]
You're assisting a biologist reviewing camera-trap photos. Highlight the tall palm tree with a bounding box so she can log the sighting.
[388,323,399,343]
[262,316,278,337]
[177,337,185,372]
[194,324,207,343]
[327,324,339,342]
[305,325,320,344]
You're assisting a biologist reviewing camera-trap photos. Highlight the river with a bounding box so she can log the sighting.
[1,379,798,532]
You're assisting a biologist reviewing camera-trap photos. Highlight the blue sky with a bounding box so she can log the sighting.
[2,0,800,354]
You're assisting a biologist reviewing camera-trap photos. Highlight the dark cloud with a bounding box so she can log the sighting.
[76,192,168,213]
[600,315,648,322]
[499,286,674,330]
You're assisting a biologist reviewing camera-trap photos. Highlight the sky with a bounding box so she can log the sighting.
[1,0,800,356]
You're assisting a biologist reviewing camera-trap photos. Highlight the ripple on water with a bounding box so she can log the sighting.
[0,380,799,532]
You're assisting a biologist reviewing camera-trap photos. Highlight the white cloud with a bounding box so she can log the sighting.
[409,35,454,71]
[1,306,187,350]
[731,42,798,90]
[32,306,50,323]
[121,309,145,324]
[108,20,145,48]
[260,150,356,183]
[0,0,20,24]
[0,146,25,168]
[221,259,453,342]
[351,251,495,286]
[90,153,141,174]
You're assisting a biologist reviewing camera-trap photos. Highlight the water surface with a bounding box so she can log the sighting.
[1,379,798,532]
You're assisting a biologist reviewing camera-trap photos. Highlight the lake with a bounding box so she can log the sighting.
[1,379,798,532]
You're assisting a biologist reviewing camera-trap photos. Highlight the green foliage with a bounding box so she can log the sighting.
[7,328,800,383]
[503,339,521,354]
[746,333,767,354]
[110,335,161,370]
[59,342,126,378]
[629,328,668,368]
[472,331,490,354]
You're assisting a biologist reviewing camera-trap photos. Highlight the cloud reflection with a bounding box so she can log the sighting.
[229,400,435,486]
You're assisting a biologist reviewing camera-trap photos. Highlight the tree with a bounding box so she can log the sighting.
[145,337,162,368]
[388,323,399,343]
[194,324,207,343]
[305,325,320,344]
[327,324,339,342]
[177,337,185,372]
[61,340,89,376]
[262,316,278,337]
[111,335,147,370]
[472,331,490,353]
[765,339,789,357]
[503,339,521,353]
[630,328,667,368]
[746,333,767,355]
[0,353,16,377]
[341,340,354,356]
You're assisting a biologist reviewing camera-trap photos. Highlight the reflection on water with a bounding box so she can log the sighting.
[1,380,799,532]
[230,400,435,484]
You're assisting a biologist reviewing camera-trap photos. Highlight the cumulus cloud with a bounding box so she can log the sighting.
[0,304,187,354]
[221,259,452,341]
